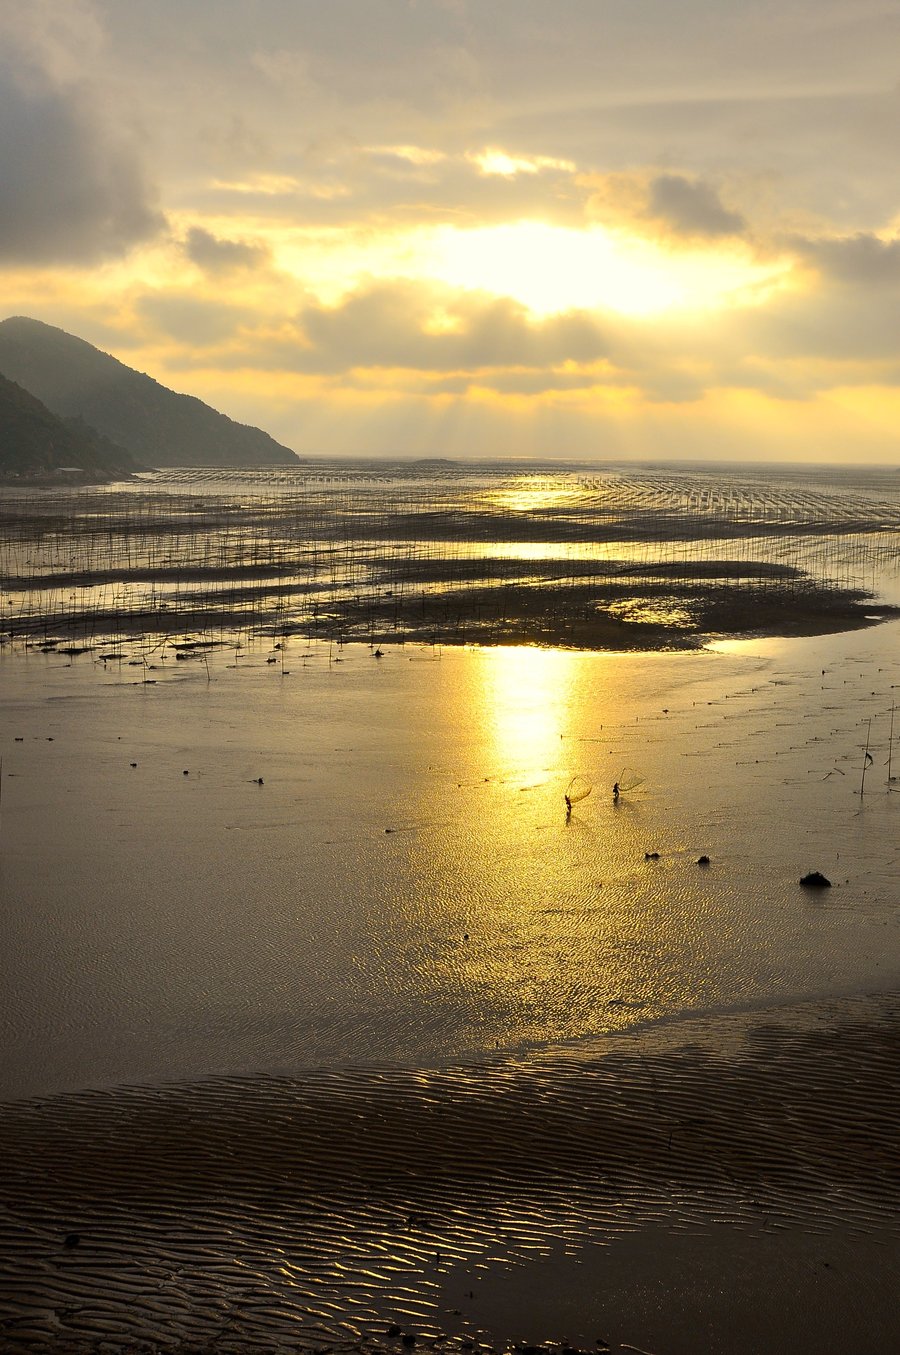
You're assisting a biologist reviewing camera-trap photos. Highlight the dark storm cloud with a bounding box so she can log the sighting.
[647,175,745,237]
[184,227,270,272]
[0,53,163,264]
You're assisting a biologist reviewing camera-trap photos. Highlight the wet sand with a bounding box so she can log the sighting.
[2,626,899,1096]
[1,995,897,1354]
[1,618,899,1354]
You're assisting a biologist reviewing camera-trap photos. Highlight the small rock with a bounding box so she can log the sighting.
[401,1334,416,1348]
[644,851,660,860]
[697,855,710,865]
[183,769,189,775]
[800,871,831,888]
[387,1325,402,1338]
[63,1234,80,1249]
[130,762,137,768]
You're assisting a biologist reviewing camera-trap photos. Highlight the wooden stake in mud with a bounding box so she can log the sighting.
[859,718,873,797]
[888,702,895,784]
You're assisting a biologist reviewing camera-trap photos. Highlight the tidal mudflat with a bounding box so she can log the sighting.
[2,461,898,650]
[0,463,898,1354]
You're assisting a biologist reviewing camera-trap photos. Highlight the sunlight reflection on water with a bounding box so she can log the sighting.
[0,618,898,1100]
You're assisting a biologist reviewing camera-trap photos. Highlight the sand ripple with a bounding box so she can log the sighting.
[0,995,897,1352]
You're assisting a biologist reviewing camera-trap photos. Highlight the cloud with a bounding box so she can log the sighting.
[471,367,614,396]
[292,282,610,374]
[118,274,614,382]
[24,0,900,237]
[584,169,748,241]
[467,148,576,177]
[0,6,163,264]
[9,2,900,466]
[646,174,746,238]
[189,142,585,234]
[184,227,270,273]
[135,293,261,347]
[791,232,900,286]
[368,142,447,166]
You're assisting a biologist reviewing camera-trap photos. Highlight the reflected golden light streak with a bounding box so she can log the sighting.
[486,479,586,513]
[475,645,580,774]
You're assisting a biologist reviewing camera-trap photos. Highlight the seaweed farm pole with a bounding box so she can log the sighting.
[888,701,896,784]
[859,717,872,797]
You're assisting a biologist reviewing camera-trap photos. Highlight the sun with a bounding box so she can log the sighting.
[425,220,787,318]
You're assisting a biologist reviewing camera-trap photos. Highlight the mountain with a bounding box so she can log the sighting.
[0,317,298,468]
[0,372,140,480]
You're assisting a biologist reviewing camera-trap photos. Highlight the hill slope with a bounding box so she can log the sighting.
[0,373,140,480]
[0,317,297,468]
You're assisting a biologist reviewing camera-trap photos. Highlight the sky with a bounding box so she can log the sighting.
[3,0,900,464]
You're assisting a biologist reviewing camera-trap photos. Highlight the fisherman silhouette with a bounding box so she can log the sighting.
[612,782,620,801]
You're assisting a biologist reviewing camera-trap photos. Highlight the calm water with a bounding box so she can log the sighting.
[1,620,897,1100]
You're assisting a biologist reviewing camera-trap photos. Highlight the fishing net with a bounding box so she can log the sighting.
[565,774,593,804]
[615,767,645,793]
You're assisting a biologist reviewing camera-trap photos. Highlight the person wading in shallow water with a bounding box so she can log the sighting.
[564,794,572,821]
[612,782,620,801]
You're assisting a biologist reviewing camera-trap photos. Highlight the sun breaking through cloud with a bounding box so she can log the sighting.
[2,0,900,463]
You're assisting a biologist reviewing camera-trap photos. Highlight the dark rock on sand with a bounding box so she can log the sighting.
[800,871,832,887]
